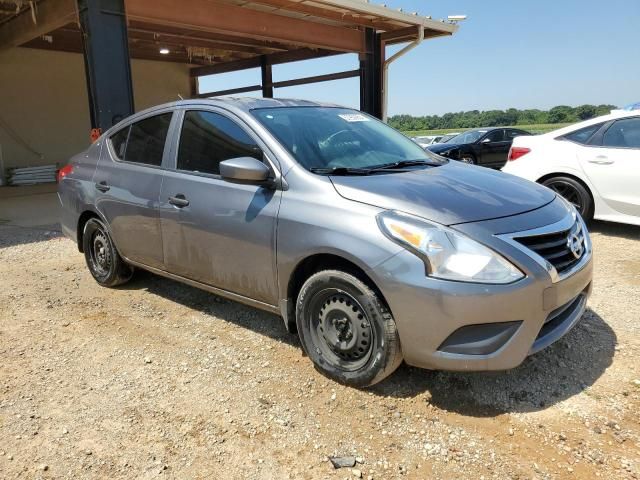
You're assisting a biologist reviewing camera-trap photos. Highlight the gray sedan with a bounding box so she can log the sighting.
[58,98,593,387]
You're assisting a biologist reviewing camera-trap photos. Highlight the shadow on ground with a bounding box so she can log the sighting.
[371,308,616,416]
[121,269,299,348]
[125,269,615,417]
[0,224,62,248]
[590,219,640,240]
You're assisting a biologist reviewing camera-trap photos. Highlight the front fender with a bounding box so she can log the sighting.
[275,198,403,303]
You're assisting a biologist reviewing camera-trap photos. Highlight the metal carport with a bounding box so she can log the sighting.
[0,0,458,137]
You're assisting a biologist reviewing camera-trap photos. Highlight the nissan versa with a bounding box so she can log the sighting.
[58,98,593,387]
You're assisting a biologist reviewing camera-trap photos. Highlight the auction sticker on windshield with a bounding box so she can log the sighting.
[338,113,370,122]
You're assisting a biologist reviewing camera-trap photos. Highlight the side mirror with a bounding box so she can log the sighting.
[220,157,271,183]
[481,137,492,144]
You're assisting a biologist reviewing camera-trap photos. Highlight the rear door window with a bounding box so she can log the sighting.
[125,114,173,166]
[602,117,640,148]
[484,129,505,142]
[506,129,528,140]
[109,113,173,166]
[176,110,262,175]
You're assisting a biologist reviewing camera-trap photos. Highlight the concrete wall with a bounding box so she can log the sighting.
[0,47,191,171]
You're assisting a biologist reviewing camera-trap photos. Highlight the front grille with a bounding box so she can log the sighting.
[514,219,585,275]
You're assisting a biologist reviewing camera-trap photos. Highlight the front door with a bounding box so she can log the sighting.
[94,112,173,269]
[578,116,640,217]
[159,109,281,305]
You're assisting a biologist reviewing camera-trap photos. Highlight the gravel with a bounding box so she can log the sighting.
[0,221,639,479]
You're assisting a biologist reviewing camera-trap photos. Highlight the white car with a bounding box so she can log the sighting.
[412,135,442,148]
[503,110,640,226]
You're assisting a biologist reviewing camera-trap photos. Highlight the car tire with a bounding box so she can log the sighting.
[542,176,594,221]
[82,218,133,287]
[459,153,476,165]
[295,270,403,388]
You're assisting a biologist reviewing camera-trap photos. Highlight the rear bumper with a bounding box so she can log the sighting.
[370,217,593,371]
[57,183,81,247]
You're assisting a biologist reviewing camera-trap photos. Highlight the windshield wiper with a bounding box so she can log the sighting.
[370,159,443,170]
[309,160,443,176]
[309,166,372,175]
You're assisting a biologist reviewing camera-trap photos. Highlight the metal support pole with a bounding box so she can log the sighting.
[359,28,383,119]
[78,0,134,133]
[382,26,424,122]
[261,56,274,98]
[189,76,199,98]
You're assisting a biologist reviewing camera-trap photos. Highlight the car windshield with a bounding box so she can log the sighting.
[252,107,444,171]
[444,130,487,144]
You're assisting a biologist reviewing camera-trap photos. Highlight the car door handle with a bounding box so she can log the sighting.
[168,194,190,208]
[95,181,110,192]
[588,156,614,165]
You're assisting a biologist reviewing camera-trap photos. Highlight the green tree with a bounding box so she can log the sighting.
[388,104,619,133]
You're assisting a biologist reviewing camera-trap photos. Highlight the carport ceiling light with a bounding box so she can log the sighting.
[159,48,170,55]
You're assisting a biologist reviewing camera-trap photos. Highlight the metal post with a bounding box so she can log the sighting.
[261,56,274,98]
[382,26,423,122]
[77,0,134,133]
[359,27,382,119]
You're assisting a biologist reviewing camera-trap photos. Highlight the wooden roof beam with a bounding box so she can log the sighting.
[126,0,366,53]
[126,28,278,55]
[381,25,452,45]
[0,0,76,50]
[240,0,400,31]
[189,47,340,77]
[127,21,292,52]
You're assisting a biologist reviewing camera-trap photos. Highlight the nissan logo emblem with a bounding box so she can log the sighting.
[567,233,584,260]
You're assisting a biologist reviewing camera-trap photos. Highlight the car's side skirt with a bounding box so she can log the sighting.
[123,257,282,316]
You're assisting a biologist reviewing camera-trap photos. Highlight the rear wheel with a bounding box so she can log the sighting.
[83,218,133,287]
[296,270,402,387]
[542,176,594,221]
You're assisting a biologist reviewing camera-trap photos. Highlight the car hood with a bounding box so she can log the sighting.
[427,142,463,154]
[329,161,556,226]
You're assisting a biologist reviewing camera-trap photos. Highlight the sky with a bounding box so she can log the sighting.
[198,0,640,116]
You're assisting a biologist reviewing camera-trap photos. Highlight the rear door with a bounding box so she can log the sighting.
[94,111,175,269]
[577,116,640,217]
[159,108,281,305]
[478,129,509,167]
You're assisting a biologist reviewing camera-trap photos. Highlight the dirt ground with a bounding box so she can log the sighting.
[0,220,639,480]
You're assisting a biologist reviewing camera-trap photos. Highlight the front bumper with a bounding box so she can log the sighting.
[370,203,593,371]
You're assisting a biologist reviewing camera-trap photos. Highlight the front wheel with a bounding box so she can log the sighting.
[542,176,594,221]
[296,270,402,387]
[83,218,133,287]
[459,153,476,165]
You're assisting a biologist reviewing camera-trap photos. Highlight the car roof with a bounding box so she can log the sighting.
[141,97,343,114]
[543,109,639,138]
[103,97,348,137]
[464,127,522,133]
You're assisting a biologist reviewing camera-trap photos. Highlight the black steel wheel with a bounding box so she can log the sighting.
[542,176,594,220]
[296,270,402,387]
[82,218,133,287]
[309,290,374,371]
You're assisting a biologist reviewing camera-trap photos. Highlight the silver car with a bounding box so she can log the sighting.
[58,98,593,387]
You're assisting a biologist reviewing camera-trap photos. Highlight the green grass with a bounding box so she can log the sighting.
[403,123,572,137]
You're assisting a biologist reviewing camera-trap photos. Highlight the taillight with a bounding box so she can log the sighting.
[57,164,74,182]
[508,147,531,161]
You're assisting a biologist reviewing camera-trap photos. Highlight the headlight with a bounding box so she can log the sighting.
[377,211,524,284]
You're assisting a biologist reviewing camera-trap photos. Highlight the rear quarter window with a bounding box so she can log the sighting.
[110,127,129,160]
[561,123,603,145]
